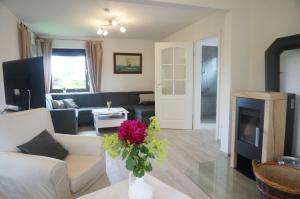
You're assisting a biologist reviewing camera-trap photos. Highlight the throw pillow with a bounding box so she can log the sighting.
[139,94,155,104]
[17,130,69,160]
[51,100,65,109]
[62,98,79,109]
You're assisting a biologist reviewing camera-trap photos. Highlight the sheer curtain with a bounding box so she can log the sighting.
[18,23,32,59]
[36,38,52,93]
[85,41,103,92]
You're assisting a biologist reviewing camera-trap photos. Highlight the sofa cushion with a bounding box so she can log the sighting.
[52,100,65,109]
[139,94,155,104]
[140,101,155,105]
[17,130,69,160]
[128,92,153,105]
[106,92,129,106]
[62,99,79,109]
[65,154,104,193]
[52,93,101,108]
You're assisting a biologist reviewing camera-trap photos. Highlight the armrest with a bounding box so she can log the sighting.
[0,152,70,199]
[50,109,78,134]
[54,134,104,156]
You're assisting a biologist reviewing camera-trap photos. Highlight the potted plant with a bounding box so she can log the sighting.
[103,117,167,199]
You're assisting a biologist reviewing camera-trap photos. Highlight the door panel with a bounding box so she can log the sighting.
[155,42,193,129]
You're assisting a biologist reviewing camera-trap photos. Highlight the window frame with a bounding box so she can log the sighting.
[50,48,90,93]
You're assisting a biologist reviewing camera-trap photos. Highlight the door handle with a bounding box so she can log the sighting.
[255,127,260,147]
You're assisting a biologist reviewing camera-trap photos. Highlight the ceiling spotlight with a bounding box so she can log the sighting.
[120,26,126,33]
[112,20,118,27]
[102,30,109,36]
[97,28,103,35]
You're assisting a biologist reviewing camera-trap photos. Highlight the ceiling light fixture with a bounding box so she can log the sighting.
[97,28,103,35]
[96,8,127,37]
[102,30,109,36]
[120,26,126,33]
[112,20,118,27]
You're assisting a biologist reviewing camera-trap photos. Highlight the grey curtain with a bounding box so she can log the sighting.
[18,23,32,59]
[36,38,52,93]
[85,41,103,92]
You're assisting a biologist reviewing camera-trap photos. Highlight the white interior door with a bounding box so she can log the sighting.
[155,42,193,129]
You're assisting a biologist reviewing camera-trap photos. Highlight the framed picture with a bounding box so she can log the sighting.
[114,53,142,74]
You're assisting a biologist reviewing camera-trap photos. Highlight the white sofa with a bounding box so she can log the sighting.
[0,108,106,199]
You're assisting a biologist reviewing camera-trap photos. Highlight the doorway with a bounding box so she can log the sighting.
[280,49,300,157]
[194,37,220,129]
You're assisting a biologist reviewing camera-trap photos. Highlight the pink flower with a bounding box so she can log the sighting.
[118,120,147,144]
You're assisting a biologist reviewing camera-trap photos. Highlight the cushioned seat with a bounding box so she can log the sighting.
[77,107,94,125]
[49,92,154,131]
[133,105,155,125]
[65,154,105,194]
[0,109,106,199]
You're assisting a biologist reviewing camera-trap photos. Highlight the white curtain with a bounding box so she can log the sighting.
[36,38,52,93]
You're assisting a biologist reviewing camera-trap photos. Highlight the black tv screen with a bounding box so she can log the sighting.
[2,57,46,110]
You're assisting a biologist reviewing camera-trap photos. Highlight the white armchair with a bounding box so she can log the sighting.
[0,108,106,199]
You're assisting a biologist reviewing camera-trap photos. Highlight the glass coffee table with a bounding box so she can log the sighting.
[92,108,129,132]
[185,158,258,199]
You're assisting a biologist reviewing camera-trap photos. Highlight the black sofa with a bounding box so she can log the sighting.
[46,91,155,134]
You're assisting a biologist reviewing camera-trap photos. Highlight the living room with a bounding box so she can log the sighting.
[1,0,300,199]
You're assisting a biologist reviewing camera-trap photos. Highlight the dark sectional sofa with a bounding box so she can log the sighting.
[46,91,155,134]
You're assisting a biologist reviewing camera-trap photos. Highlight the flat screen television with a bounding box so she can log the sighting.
[2,57,46,110]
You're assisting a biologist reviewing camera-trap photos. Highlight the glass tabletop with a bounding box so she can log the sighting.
[92,108,128,115]
[185,158,258,199]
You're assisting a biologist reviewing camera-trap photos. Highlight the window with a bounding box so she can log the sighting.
[51,49,89,93]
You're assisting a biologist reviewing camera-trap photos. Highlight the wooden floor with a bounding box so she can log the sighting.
[79,126,227,199]
[153,128,227,199]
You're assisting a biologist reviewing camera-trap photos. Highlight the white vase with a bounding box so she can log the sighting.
[128,173,153,199]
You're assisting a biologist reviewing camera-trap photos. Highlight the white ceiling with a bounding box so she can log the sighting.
[1,0,221,40]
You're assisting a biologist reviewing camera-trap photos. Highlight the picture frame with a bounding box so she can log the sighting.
[113,53,142,74]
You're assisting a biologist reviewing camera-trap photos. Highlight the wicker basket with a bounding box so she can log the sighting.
[252,160,300,199]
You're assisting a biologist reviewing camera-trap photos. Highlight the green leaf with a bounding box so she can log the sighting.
[140,145,149,154]
[130,146,139,156]
[122,149,128,160]
[126,156,135,171]
[145,162,152,172]
[133,168,145,178]
[148,152,155,159]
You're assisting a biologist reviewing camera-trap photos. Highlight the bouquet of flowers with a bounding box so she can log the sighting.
[103,117,167,177]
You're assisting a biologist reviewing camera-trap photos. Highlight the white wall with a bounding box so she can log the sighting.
[280,49,300,157]
[248,0,300,91]
[0,3,20,110]
[162,0,300,153]
[52,38,155,92]
[163,13,225,42]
